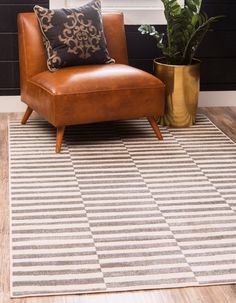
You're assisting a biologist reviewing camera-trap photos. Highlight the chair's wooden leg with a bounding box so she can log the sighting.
[56,126,65,153]
[147,116,163,140]
[21,106,33,124]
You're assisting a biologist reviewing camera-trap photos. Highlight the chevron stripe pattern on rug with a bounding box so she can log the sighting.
[9,114,236,297]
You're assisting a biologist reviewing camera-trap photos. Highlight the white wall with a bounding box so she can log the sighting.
[49,0,176,24]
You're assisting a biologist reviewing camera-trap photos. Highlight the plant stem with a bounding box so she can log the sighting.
[163,4,172,61]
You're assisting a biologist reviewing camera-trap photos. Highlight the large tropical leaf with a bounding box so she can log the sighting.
[138,0,223,65]
[182,14,223,64]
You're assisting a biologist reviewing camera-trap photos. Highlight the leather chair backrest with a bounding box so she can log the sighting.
[17,12,129,96]
[102,13,129,65]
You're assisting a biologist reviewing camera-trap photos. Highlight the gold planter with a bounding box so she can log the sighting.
[154,58,201,127]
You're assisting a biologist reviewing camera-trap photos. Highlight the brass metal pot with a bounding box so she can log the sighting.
[154,58,201,128]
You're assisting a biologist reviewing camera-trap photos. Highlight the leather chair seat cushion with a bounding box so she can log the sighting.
[29,64,165,126]
[30,64,164,95]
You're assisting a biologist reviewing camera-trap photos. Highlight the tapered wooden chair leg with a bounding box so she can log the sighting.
[56,126,65,153]
[21,106,33,124]
[147,116,163,140]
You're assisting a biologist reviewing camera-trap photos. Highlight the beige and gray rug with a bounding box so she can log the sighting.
[9,114,236,297]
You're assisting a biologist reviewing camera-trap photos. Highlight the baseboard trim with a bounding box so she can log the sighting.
[198,91,236,107]
[0,96,26,112]
[0,91,235,112]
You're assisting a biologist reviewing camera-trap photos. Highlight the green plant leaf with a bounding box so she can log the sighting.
[192,14,199,26]
[138,0,223,65]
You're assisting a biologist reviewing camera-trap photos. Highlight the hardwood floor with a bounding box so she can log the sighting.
[1,108,236,303]
[199,107,236,143]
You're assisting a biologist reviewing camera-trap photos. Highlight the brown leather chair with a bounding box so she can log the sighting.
[18,12,165,153]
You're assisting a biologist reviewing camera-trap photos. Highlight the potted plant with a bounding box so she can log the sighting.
[138,0,222,127]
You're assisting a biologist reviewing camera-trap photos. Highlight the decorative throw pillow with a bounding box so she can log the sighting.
[34,0,115,71]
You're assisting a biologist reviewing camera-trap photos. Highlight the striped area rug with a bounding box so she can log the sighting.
[9,114,236,297]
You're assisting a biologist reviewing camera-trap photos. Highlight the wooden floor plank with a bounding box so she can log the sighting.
[1,108,236,303]
[199,107,236,142]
